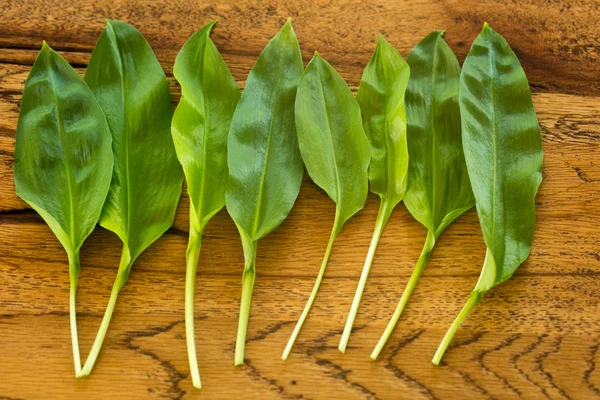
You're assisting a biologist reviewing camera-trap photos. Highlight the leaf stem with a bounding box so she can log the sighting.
[68,251,82,376]
[371,230,435,360]
[185,226,202,388]
[282,213,341,360]
[432,291,483,365]
[339,200,392,353]
[234,235,257,366]
[78,248,131,377]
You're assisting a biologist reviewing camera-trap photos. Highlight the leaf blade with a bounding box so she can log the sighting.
[225,19,304,241]
[172,21,240,231]
[85,20,183,262]
[357,34,410,206]
[295,54,370,226]
[404,31,474,236]
[15,43,113,253]
[460,23,543,287]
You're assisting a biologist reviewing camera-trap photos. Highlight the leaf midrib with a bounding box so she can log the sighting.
[316,60,343,210]
[250,39,286,238]
[195,36,211,228]
[47,56,76,251]
[429,36,439,232]
[488,33,498,254]
[107,21,132,247]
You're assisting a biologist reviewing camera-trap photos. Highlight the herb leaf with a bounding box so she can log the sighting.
[171,20,240,388]
[372,31,475,359]
[432,23,543,365]
[225,19,304,366]
[14,42,114,375]
[80,20,183,376]
[339,35,410,353]
[282,53,370,360]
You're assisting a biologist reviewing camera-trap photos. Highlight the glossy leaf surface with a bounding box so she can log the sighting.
[294,54,370,226]
[283,53,370,359]
[173,21,240,233]
[433,23,543,365]
[14,42,113,374]
[172,20,240,388]
[80,20,183,376]
[339,35,410,352]
[358,34,410,208]
[225,19,304,366]
[372,31,474,360]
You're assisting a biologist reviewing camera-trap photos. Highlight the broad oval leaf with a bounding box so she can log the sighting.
[173,21,240,232]
[171,21,240,388]
[460,24,543,290]
[80,19,183,376]
[85,20,183,266]
[404,31,474,237]
[283,53,370,359]
[15,42,113,256]
[295,53,370,226]
[226,19,304,243]
[357,34,410,207]
[371,31,474,360]
[339,35,410,353]
[14,42,113,374]
[433,23,543,365]
[225,19,304,366]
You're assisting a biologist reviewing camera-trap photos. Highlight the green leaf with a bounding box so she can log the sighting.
[432,23,543,365]
[282,53,370,360]
[80,20,183,376]
[372,31,475,360]
[14,42,114,375]
[339,35,410,353]
[225,19,304,366]
[171,20,240,389]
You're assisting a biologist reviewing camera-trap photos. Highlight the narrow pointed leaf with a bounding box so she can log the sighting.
[14,42,113,375]
[433,23,543,365]
[171,20,240,389]
[80,20,183,375]
[283,53,370,359]
[372,31,475,360]
[225,19,304,366]
[339,35,410,353]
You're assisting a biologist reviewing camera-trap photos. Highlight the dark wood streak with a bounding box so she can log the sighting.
[314,358,382,400]
[242,360,308,400]
[511,334,548,397]
[474,333,523,397]
[121,320,188,400]
[535,335,572,400]
[584,338,600,396]
[383,329,439,400]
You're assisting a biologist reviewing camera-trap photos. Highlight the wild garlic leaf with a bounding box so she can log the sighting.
[80,20,183,376]
[225,19,304,366]
[283,53,370,360]
[433,23,543,365]
[14,42,113,375]
[372,31,474,360]
[339,35,410,353]
[171,20,240,388]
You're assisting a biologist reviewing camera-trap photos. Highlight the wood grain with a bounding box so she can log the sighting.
[1,0,599,399]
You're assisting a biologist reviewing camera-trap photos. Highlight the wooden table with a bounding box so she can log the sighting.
[1,1,599,398]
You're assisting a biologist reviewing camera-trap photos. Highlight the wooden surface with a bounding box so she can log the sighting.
[1,0,599,399]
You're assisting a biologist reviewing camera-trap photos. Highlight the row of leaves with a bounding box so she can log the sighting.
[14,18,543,389]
